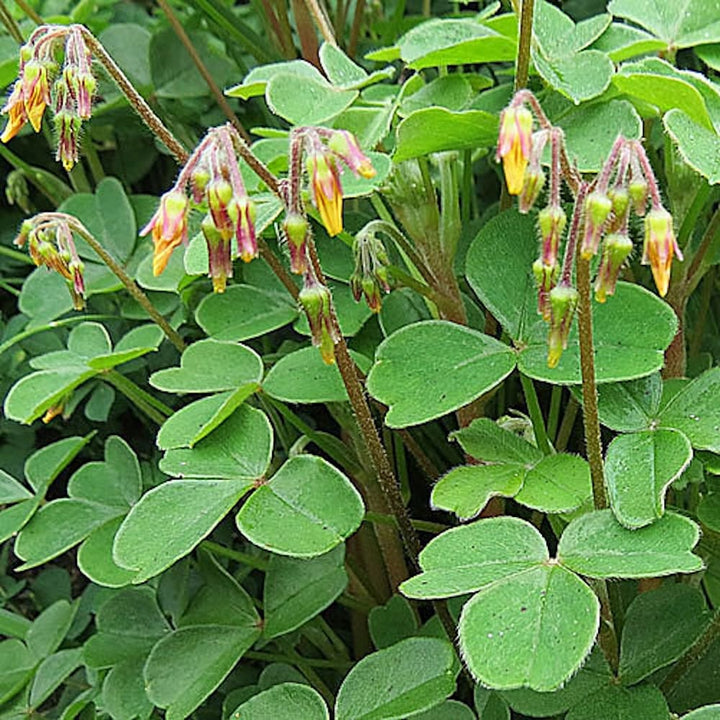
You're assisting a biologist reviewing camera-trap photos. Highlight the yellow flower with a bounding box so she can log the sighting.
[141,191,189,276]
[307,151,343,237]
[496,105,533,195]
[643,207,682,297]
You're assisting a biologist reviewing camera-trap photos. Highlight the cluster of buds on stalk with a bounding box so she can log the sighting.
[281,127,375,269]
[1,25,96,170]
[350,229,392,313]
[277,127,375,362]
[14,214,86,310]
[497,91,682,367]
[141,125,257,293]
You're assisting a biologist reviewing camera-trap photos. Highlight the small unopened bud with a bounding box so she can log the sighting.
[538,205,566,267]
[643,207,682,297]
[594,233,633,303]
[201,214,232,293]
[236,197,257,263]
[518,166,546,214]
[629,177,649,216]
[299,279,338,364]
[191,166,211,203]
[607,187,630,232]
[207,180,236,239]
[327,130,376,179]
[580,191,612,259]
[533,258,558,322]
[283,212,309,274]
[351,232,392,313]
[547,284,578,368]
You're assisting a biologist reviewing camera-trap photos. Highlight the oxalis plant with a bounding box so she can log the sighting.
[1,1,720,719]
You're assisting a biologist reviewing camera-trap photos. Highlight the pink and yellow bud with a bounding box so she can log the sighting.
[643,207,682,297]
[54,112,81,171]
[629,177,649,216]
[533,258,558,322]
[308,151,343,237]
[236,197,257,263]
[327,130,376,179]
[518,165,546,214]
[594,233,633,303]
[207,179,236,240]
[580,191,612,259]
[299,280,338,364]
[547,284,578,368]
[496,105,533,195]
[201,214,232,293]
[283,212,309,274]
[141,191,189,276]
[538,205,566,267]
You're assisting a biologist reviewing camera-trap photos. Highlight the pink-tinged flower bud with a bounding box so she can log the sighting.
[283,212,309,274]
[141,190,190,276]
[518,165,546,214]
[76,71,96,120]
[201,214,232,293]
[236,197,257,263]
[14,219,33,248]
[307,150,343,237]
[496,105,533,195]
[207,179,236,240]
[299,279,338,364]
[547,284,578,369]
[594,233,633,303]
[606,186,630,233]
[643,207,682,297]
[327,130,376,179]
[538,205,566,267]
[191,166,211,203]
[351,232,392,313]
[533,258,558,322]
[54,111,81,171]
[629,177,649,216]
[580,191,612,259]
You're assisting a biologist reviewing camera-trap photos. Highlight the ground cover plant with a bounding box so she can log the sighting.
[1,0,720,718]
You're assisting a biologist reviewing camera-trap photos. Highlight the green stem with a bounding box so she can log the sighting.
[547,385,562,442]
[461,149,473,226]
[11,0,41,24]
[244,650,352,670]
[156,0,251,143]
[69,219,186,352]
[201,540,267,570]
[81,138,105,185]
[555,394,579,452]
[520,373,552,455]
[80,27,190,165]
[0,1,24,42]
[0,244,35,265]
[347,0,365,57]
[103,370,170,425]
[303,0,337,45]
[514,0,534,94]
[437,152,461,261]
[676,182,711,251]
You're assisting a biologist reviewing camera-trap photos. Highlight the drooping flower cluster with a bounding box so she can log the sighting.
[350,228,391,313]
[141,125,256,293]
[497,91,682,367]
[14,214,86,310]
[1,25,96,170]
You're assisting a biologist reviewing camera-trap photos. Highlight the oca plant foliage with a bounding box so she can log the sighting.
[1,1,720,719]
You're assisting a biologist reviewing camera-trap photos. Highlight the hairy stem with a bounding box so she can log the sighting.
[303,0,337,45]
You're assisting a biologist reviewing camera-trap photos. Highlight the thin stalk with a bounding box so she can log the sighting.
[347,0,365,58]
[80,27,189,164]
[547,385,562,442]
[684,204,720,295]
[576,254,606,509]
[103,370,170,425]
[461,149,473,225]
[437,152,461,261]
[81,138,105,184]
[70,220,186,352]
[303,0,337,45]
[0,245,35,264]
[661,608,720,694]
[11,0,41,24]
[201,540,267,570]
[364,511,448,536]
[271,0,297,58]
[244,650,352,670]
[689,266,715,359]
[520,373,552,455]
[291,0,320,66]
[676,182,711,251]
[555,394,579,451]
[0,1,24,42]
[156,0,251,143]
